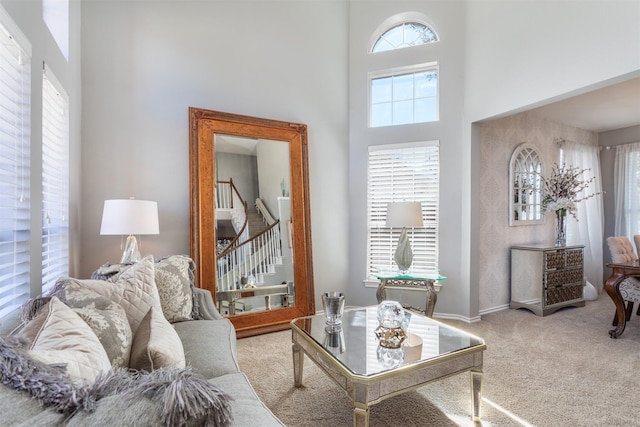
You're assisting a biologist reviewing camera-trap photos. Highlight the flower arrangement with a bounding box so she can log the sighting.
[542,163,602,220]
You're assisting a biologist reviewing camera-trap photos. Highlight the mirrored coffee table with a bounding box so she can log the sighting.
[291,307,486,426]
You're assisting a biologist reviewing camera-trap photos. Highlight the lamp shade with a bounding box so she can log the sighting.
[385,202,423,228]
[100,199,159,235]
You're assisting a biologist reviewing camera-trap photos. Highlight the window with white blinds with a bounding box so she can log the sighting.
[0,7,31,319]
[366,142,439,279]
[42,66,69,294]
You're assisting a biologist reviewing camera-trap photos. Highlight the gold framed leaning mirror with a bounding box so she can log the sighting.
[189,107,315,337]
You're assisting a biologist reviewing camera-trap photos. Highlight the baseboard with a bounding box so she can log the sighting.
[479,304,510,316]
[433,313,482,323]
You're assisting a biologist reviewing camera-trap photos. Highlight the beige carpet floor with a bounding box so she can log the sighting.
[236,294,640,426]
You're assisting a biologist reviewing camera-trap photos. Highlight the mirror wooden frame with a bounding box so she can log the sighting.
[189,107,315,337]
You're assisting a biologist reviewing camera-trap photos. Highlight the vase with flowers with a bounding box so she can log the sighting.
[542,163,603,247]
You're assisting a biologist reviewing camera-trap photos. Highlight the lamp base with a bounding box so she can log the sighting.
[394,228,413,274]
[120,235,141,264]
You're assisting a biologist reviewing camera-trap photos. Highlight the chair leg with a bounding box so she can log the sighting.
[636,303,640,316]
[613,302,635,326]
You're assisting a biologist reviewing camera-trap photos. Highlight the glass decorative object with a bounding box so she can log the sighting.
[555,210,567,247]
[376,346,404,369]
[322,292,345,327]
[375,300,407,348]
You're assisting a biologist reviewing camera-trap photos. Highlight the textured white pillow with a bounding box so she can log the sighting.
[22,297,111,383]
[64,255,162,335]
[129,307,186,371]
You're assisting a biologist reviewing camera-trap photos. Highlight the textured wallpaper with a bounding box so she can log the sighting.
[478,112,598,312]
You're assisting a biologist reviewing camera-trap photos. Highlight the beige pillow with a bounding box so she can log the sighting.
[21,297,111,383]
[154,255,194,323]
[129,307,186,372]
[63,255,162,335]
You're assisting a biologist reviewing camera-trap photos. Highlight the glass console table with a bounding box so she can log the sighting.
[375,272,446,318]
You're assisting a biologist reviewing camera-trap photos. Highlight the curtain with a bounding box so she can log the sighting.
[563,142,604,292]
[614,142,640,244]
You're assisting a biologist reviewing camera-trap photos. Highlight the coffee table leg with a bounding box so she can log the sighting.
[470,369,483,422]
[353,405,369,427]
[292,342,304,387]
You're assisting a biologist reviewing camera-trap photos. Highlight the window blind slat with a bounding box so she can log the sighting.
[366,143,439,278]
[0,8,30,319]
[41,66,69,295]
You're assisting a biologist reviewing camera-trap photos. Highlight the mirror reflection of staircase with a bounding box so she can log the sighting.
[216,179,294,315]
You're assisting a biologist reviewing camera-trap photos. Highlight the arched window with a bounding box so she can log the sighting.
[371,22,438,53]
[510,143,544,225]
[368,13,440,127]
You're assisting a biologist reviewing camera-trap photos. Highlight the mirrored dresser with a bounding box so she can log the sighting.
[510,245,585,316]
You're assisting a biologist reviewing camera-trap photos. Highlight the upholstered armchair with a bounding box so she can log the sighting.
[635,235,640,257]
[606,236,640,325]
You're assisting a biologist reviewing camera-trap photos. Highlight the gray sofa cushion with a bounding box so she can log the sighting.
[210,373,285,427]
[0,383,67,426]
[174,319,240,378]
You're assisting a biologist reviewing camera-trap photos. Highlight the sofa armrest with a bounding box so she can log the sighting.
[193,288,224,320]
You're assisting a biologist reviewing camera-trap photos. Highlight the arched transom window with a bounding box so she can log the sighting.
[371,22,438,53]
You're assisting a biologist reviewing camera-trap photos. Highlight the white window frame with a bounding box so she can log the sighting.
[368,62,439,128]
[365,141,440,284]
[0,5,32,319]
[42,64,69,294]
[368,11,440,53]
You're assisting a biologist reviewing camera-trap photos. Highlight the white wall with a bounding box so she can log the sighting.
[256,139,289,218]
[10,0,636,320]
[79,0,350,309]
[465,0,639,318]
[348,1,469,316]
[478,112,598,312]
[347,0,639,320]
[465,0,640,123]
[0,0,82,293]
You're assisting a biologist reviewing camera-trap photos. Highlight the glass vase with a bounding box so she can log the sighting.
[555,210,567,247]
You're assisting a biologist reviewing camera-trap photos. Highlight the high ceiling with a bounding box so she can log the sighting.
[526,77,640,133]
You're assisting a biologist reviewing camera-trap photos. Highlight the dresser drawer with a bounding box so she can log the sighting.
[545,268,584,288]
[544,249,584,270]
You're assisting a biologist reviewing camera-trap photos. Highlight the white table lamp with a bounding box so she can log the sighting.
[100,198,159,263]
[386,201,423,275]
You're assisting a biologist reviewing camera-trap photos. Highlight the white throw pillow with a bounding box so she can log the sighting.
[21,297,111,384]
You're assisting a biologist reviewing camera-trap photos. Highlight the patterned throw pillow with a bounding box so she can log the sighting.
[20,297,112,384]
[153,255,194,323]
[66,288,133,369]
[129,307,186,371]
[91,255,198,322]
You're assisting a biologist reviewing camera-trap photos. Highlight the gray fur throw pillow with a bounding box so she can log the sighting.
[0,335,233,426]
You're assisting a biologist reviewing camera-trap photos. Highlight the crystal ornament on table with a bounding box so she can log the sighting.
[374,300,407,349]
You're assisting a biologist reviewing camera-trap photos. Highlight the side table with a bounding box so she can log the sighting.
[376,273,446,317]
[510,245,585,316]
